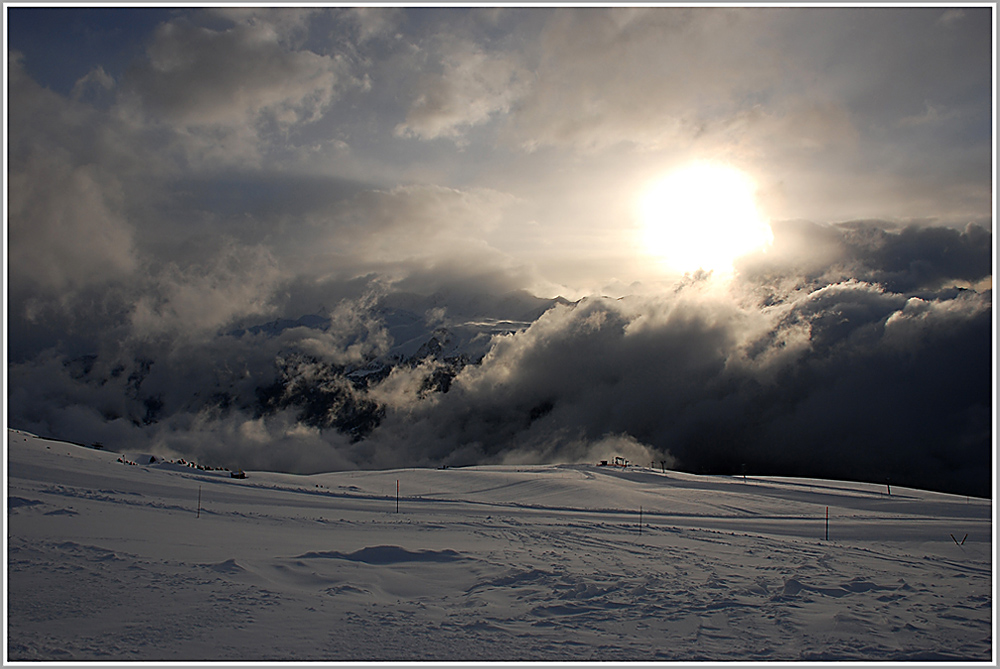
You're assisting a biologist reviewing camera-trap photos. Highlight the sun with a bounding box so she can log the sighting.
[636,162,773,275]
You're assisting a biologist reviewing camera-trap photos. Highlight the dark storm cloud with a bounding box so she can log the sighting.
[5,7,994,497]
[737,219,993,291]
[9,218,990,495]
[851,222,992,292]
[362,229,992,495]
[366,219,990,496]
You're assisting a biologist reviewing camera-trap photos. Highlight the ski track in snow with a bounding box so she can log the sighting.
[5,430,993,662]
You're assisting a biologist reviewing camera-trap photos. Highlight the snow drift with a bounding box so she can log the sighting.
[6,429,993,662]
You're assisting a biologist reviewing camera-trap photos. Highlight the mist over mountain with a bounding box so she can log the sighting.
[9,220,992,497]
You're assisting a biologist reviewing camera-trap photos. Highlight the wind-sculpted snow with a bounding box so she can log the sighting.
[6,430,992,662]
[297,546,465,564]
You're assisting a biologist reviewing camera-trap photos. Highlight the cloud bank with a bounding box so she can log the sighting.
[9,218,992,496]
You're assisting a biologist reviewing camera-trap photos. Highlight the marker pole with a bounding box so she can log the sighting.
[396,479,399,513]
[825,506,829,541]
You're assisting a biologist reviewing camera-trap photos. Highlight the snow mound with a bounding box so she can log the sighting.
[8,497,44,511]
[203,558,248,574]
[297,545,465,565]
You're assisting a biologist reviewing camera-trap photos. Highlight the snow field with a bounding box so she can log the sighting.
[6,429,993,662]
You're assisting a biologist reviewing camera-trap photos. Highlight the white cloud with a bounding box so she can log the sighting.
[205,7,321,42]
[882,292,989,350]
[129,243,284,338]
[898,101,962,127]
[499,431,673,468]
[395,39,531,141]
[280,297,392,366]
[71,66,115,102]
[120,16,357,133]
[937,9,966,26]
[299,184,520,277]
[341,7,404,44]
[8,151,137,295]
[503,8,783,152]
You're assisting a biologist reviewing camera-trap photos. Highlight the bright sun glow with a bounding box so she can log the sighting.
[637,162,773,275]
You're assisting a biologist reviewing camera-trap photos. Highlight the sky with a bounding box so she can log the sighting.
[5,6,995,496]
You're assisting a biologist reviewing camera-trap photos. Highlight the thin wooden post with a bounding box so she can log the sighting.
[396,479,399,513]
[825,506,829,541]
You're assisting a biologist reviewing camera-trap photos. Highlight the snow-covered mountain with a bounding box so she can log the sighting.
[237,290,575,441]
[15,280,990,498]
[7,429,993,662]
[232,289,574,362]
[53,290,575,445]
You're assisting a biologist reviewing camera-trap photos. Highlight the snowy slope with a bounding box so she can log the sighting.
[5,429,993,662]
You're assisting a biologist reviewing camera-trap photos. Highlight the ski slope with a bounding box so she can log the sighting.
[5,429,993,662]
